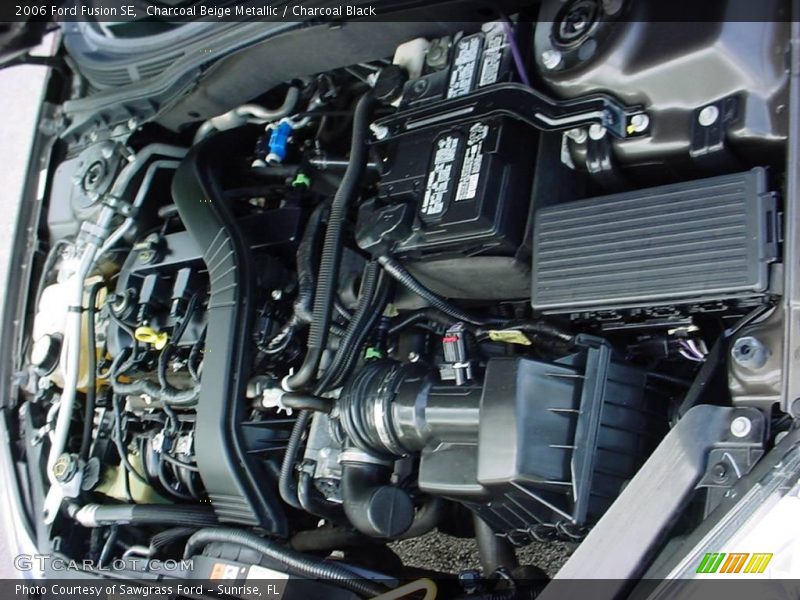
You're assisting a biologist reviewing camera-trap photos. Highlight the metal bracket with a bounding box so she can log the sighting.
[372,82,649,141]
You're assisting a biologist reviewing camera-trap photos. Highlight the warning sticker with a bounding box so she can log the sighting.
[422,134,460,217]
[478,30,507,87]
[447,35,482,99]
[455,122,489,201]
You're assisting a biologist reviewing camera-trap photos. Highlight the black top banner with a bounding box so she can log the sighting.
[1,0,797,23]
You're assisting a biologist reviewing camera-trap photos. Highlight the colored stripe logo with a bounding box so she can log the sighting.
[696,553,772,574]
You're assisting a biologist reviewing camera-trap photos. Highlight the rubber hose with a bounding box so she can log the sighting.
[293,203,327,325]
[281,393,333,413]
[378,256,493,326]
[298,471,347,523]
[80,282,103,461]
[112,378,199,406]
[182,527,388,598]
[473,514,518,573]
[278,410,311,510]
[285,91,374,391]
[71,503,218,528]
[397,496,444,540]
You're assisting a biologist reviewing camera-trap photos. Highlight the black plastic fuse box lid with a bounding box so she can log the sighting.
[531,168,778,313]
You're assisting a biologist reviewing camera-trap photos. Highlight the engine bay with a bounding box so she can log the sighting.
[8,2,799,595]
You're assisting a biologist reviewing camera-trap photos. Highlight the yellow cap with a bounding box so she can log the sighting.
[134,326,169,350]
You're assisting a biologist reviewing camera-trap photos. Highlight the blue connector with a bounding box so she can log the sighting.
[266,120,293,164]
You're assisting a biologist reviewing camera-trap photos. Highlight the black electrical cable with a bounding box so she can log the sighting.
[378,255,497,326]
[157,293,200,394]
[387,308,471,337]
[160,452,200,473]
[188,325,206,382]
[182,528,388,598]
[285,91,374,391]
[80,282,104,461]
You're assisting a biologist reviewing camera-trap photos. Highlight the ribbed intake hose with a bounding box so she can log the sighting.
[69,503,218,528]
[284,91,374,391]
[182,527,388,598]
[378,256,495,326]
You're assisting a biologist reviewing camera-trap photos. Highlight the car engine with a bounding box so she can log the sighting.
[10,2,796,596]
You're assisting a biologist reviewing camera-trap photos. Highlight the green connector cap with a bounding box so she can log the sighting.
[292,172,311,187]
[364,347,383,360]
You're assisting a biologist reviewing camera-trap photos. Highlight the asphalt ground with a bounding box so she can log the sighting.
[390,532,572,577]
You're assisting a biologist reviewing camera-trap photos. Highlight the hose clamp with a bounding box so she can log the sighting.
[338,448,393,467]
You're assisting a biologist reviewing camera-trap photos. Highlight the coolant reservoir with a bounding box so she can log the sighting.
[31,277,104,390]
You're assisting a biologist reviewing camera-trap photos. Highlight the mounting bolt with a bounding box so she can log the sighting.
[730,416,753,439]
[731,336,770,370]
[711,462,728,482]
[52,453,78,483]
[629,113,650,133]
[588,123,607,140]
[541,49,563,70]
[698,105,720,127]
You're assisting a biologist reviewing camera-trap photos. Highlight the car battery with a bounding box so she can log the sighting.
[399,19,532,108]
[357,115,537,259]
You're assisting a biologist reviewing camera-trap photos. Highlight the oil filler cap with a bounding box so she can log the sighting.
[134,326,169,350]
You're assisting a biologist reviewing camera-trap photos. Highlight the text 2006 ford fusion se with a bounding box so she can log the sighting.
[1,1,800,598]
